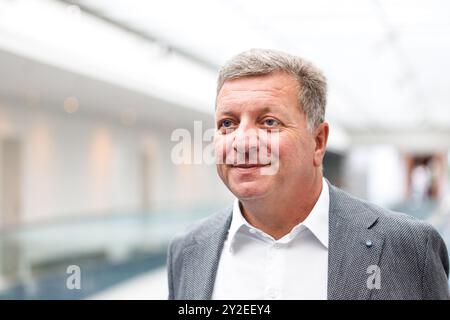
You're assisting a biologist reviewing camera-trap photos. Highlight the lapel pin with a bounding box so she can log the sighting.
[365,240,373,248]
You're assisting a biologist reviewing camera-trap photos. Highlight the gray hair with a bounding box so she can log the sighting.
[216,48,327,131]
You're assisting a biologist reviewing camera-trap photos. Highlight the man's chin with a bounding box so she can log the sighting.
[230,184,271,201]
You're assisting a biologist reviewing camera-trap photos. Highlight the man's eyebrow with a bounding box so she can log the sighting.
[216,105,285,116]
[215,106,237,115]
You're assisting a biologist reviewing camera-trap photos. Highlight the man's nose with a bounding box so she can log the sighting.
[232,124,259,154]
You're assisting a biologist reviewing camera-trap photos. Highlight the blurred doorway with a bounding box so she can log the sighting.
[141,151,152,212]
[0,138,22,285]
[406,154,445,202]
[1,138,22,227]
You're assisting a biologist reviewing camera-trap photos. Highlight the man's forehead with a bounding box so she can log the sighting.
[217,75,299,111]
[217,91,285,108]
[219,72,298,94]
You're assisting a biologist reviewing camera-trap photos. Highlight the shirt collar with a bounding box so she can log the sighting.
[228,178,329,251]
[228,198,252,244]
[300,179,329,248]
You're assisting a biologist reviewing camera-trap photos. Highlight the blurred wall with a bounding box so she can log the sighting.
[0,100,232,228]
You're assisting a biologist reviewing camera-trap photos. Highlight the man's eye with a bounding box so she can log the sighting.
[221,119,233,128]
[263,119,279,126]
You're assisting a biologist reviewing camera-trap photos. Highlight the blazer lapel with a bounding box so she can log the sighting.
[327,184,385,300]
[182,209,232,299]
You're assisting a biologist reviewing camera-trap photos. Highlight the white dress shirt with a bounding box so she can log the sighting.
[212,179,329,300]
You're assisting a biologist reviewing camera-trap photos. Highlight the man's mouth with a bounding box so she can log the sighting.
[230,163,270,168]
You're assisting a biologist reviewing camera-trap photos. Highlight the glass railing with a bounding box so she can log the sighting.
[0,207,212,299]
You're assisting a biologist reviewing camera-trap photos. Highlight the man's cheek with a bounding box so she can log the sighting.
[279,141,308,167]
[214,134,235,165]
[214,136,229,165]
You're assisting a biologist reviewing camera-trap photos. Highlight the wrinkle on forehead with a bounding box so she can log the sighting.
[216,77,298,113]
[219,76,298,96]
[217,73,299,113]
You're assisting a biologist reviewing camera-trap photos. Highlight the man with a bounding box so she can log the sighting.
[167,49,449,299]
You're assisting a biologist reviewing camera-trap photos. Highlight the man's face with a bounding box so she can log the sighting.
[214,71,323,201]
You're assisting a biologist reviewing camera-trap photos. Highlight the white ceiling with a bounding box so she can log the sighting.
[69,0,450,133]
[0,48,215,132]
[0,0,449,142]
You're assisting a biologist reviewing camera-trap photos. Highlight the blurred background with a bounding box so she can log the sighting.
[0,0,449,299]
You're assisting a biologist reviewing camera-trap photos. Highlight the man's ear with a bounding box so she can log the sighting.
[313,122,329,167]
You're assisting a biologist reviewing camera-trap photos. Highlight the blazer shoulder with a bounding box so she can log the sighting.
[365,199,439,242]
[330,184,439,242]
[168,205,233,254]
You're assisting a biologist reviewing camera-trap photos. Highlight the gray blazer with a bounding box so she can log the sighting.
[167,182,450,299]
